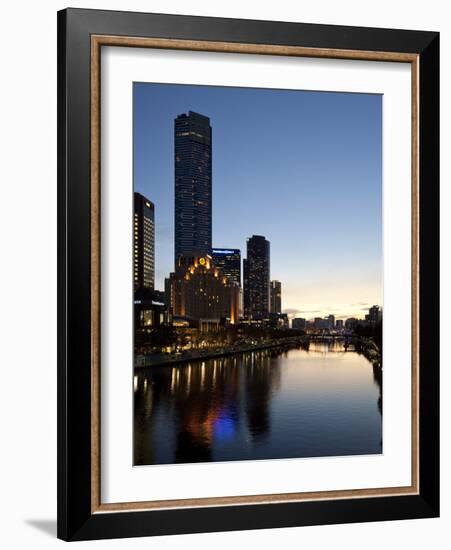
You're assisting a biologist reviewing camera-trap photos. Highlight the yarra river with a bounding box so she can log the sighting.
[134,342,382,465]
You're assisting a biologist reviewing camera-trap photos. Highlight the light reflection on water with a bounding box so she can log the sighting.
[134,342,382,465]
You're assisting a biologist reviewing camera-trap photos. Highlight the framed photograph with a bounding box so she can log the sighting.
[57,8,439,541]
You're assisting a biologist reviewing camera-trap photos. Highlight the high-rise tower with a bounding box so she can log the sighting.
[133,192,155,290]
[270,280,282,314]
[243,235,270,318]
[174,111,212,265]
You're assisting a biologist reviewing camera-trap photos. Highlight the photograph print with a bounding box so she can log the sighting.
[133,82,383,466]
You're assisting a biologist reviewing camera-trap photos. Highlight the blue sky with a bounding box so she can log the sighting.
[134,82,382,319]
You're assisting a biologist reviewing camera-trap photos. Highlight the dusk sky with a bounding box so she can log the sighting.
[134,82,382,320]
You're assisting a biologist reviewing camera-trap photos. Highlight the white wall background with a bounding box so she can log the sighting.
[0,1,448,547]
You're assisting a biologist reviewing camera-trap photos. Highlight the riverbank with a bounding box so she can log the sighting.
[134,334,382,369]
[135,337,305,368]
[357,337,382,368]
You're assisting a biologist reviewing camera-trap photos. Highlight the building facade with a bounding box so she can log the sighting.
[134,288,170,331]
[243,235,270,319]
[270,280,282,314]
[133,192,155,290]
[345,317,359,330]
[167,254,239,324]
[268,313,289,328]
[174,111,212,265]
[212,248,241,286]
[367,305,382,324]
[292,317,306,330]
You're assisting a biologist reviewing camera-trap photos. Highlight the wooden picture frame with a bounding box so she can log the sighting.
[57,8,439,541]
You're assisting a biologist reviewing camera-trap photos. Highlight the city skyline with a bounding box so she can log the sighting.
[134,82,382,319]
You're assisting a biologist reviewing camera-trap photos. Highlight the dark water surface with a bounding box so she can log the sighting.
[134,342,382,465]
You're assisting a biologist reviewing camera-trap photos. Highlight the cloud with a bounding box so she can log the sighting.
[283,308,322,317]
[283,308,301,315]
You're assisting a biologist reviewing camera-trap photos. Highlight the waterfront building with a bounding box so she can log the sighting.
[268,312,289,328]
[328,314,335,330]
[134,287,170,331]
[243,258,248,312]
[174,111,212,265]
[238,287,244,318]
[243,235,270,319]
[313,317,330,330]
[345,317,359,330]
[336,319,344,330]
[212,248,241,286]
[164,276,173,313]
[152,289,166,305]
[270,280,282,314]
[133,192,155,290]
[292,317,306,330]
[368,305,382,324]
[166,254,240,323]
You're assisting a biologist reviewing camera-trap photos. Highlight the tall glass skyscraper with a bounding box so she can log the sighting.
[174,111,212,266]
[244,235,270,318]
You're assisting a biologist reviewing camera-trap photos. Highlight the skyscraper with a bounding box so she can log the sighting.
[212,248,241,287]
[270,280,282,314]
[174,111,212,265]
[244,235,270,318]
[367,305,382,324]
[133,192,155,290]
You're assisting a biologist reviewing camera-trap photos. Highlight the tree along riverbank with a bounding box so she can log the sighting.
[135,336,306,368]
[135,334,381,369]
[355,337,382,368]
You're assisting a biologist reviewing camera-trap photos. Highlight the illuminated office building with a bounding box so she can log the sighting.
[133,192,155,290]
[212,248,241,286]
[243,235,270,318]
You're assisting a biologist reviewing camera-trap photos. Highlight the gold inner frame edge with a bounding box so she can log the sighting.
[90,35,420,514]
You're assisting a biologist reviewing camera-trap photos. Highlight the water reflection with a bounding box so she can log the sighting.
[134,342,382,465]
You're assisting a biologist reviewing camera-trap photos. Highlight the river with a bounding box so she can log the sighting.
[134,341,382,465]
